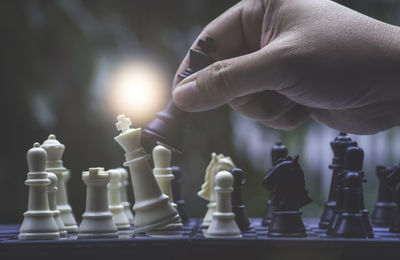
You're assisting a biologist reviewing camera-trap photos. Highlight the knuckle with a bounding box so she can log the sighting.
[206,61,235,100]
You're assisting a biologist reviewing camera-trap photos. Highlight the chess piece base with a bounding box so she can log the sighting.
[18,232,60,240]
[333,212,368,238]
[78,231,119,239]
[261,200,274,227]
[372,202,397,227]
[268,210,307,238]
[319,201,336,229]
[205,212,241,238]
[19,212,60,240]
[202,202,216,227]
[135,214,180,234]
[232,205,251,231]
[59,205,78,233]
[390,207,400,233]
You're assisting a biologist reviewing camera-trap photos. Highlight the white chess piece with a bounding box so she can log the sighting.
[41,134,78,233]
[152,145,183,230]
[114,114,179,233]
[47,172,67,237]
[117,167,134,225]
[205,171,241,238]
[108,169,131,230]
[198,153,235,227]
[19,143,60,240]
[78,168,118,239]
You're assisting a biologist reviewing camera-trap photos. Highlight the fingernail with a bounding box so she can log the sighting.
[173,80,200,109]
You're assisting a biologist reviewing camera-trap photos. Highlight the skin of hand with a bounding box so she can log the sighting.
[172,0,400,134]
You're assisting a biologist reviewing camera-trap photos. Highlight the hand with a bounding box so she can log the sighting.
[172,0,400,134]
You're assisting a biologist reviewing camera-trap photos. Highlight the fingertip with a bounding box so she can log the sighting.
[172,79,200,112]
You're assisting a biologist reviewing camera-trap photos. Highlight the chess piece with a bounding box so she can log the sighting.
[142,37,216,153]
[171,166,188,224]
[118,167,134,225]
[198,153,235,227]
[371,165,397,227]
[78,168,118,239]
[320,132,357,230]
[264,155,312,237]
[230,168,251,231]
[333,147,370,238]
[205,171,241,238]
[19,143,60,240]
[152,145,183,230]
[108,169,131,230]
[262,141,288,227]
[114,115,179,233]
[47,172,67,237]
[41,134,78,233]
[386,167,400,232]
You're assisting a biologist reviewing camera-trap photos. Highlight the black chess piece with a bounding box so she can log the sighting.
[371,165,397,227]
[142,37,216,153]
[333,146,371,238]
[230,168,251,231]
[171,166,188,224]
[321,132,357,230]
[262,141,288,227]
[386,167,400,233]
[263,155,312,237]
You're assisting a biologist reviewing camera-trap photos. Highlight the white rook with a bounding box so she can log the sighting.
[78,167,118,239]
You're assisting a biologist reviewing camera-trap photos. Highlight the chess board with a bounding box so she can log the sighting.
[1,218,400,260]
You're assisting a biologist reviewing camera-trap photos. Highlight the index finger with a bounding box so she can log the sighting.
[173,0,264,87]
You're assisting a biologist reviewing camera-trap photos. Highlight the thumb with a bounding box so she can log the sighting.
[172,46,282,112]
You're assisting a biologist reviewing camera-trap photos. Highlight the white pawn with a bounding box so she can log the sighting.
[108,169,131,230]
[152,145,183,230]
[198,153,235,227]
[114,114,178,233]
[41,134,78,233]
[205,171,241,238]
[47,172,67,237]
[118,167,134,225]
[78,168,118,239]
[19,143,60,240]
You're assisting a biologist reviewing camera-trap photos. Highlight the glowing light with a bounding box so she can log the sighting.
[109,60,168,121]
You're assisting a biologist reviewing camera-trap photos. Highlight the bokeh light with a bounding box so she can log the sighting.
[108,59,169,122]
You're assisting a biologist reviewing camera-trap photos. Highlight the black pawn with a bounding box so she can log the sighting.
[230,168,251,231]
[386,167,400,232]
[171,166,188,224]
[333,146,371,238]
[142,37,216,153]
[262,142,288,227]
[371,165,397,227]
[322,132,357,230]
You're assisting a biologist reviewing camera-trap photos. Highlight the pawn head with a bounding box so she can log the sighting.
[344,146,364,172]
[27,143,47,172]
[153,145,171,169]
[271,141,288,166]
[47,172,58,190]
[109,169,122,184]
[215,171,234,188]
[230,168,245,186]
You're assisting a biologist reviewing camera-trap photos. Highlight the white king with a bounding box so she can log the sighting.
[114,115,179,233]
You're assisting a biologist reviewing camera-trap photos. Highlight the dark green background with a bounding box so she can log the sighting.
[1,0,400,224]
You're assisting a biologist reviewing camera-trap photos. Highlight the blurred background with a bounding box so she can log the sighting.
[1,0,400,224]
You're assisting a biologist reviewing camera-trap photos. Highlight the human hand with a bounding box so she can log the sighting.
[172,0,400,134]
